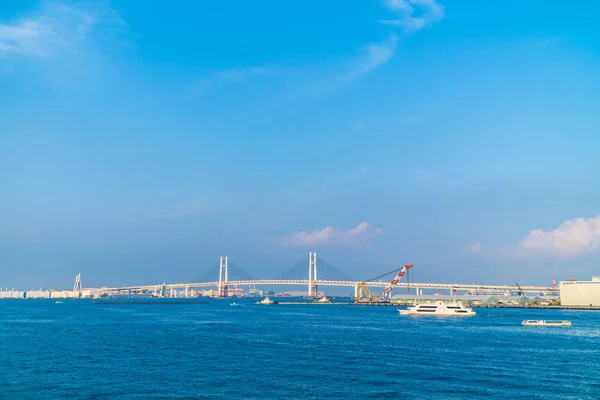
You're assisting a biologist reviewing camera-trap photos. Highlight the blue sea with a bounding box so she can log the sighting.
[1,298,599,399]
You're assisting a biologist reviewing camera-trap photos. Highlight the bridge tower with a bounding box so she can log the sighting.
[218,256,228,297]
[72,273,82,295]
[308,252,317,297]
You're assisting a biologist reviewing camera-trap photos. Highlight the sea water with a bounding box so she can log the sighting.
[1,299,599,399]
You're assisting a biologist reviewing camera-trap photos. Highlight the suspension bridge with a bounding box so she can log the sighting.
[101,253,559,298]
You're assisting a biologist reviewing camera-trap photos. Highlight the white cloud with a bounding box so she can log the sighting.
[281,222,382,247]
[469,242,483,253]
[517,215,600,257]
[381,0,444,33]
[0,1,125,59]
[188,66,266,95]
[0,20,50,55]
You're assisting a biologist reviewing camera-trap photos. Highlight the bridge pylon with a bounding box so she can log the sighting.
[72,273,82,297]
[308,252,317,297]
[217,256,228,297]
[73,273,82,292]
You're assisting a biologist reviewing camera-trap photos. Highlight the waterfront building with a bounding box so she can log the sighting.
[0,289,25,299]
[559,277,600,306]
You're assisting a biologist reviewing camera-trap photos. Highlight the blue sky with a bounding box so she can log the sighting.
[1,0,600,289]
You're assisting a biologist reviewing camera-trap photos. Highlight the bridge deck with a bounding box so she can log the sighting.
[104,280,557,294]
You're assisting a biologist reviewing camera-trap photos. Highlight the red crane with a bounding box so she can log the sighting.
[378,264,414,302]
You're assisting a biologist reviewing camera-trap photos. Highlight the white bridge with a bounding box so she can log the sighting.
[102,253,558,298]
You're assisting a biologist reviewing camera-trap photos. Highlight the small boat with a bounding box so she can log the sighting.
[522,320,571,327]
[230,302,238,306]
[55,301,64,304]
[398,301,476,316]
[256,296,278,305]
[314,296,331,303]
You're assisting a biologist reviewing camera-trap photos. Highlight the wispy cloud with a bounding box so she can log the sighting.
[517,215,600,257]
[469,242,483,253]
[281,222,382,247]
[188,1,444,93]
[146,200,226,222]
[102,198,229,227]
[341,1,443,79]
[215,67,265,79]
[0,1,125,59]
[398,113,423,123]
[182,2,444,110]
[381,0,444,33]
[188,66,266,95]
[353,121,365,130]
[345,166,368,182]
[0,196,227,246]
[345,35,398,78]
[0,20,51,55]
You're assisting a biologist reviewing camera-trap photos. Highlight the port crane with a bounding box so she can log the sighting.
[378,264,413,302]
[355,264,414,303]
[356,282,372,301]
[515,283,524,296]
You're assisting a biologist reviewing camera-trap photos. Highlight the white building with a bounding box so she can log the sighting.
[50,290,79,299]
[559,277,600,306]
[0,290,25,299]
[25,290,51,299]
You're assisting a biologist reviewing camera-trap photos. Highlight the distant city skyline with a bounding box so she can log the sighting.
[2,0,600,288]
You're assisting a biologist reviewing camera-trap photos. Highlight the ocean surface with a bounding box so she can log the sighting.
[1,298,599,399]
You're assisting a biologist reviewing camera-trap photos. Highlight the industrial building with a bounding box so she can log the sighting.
[0,289,51,299]
[559,277,600,306]
[0,274,101,300]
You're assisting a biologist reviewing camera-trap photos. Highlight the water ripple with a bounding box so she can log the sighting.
[0,300,599,399]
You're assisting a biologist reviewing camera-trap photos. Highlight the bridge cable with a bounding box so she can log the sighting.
[314,256,354,281]
[277,258,309,280]
[366,267,403,282]
[191,261,221,283]
[226,261,255,281]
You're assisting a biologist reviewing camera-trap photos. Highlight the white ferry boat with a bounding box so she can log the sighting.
[522,320,571,327]
[256,297,277,305]
[398,301,476,316]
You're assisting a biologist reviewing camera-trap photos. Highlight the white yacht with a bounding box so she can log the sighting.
[522,320,571,327]
[398,301,476,316]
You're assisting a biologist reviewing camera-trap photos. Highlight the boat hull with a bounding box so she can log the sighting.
[522,320,571,327]
[398,310,476,316]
